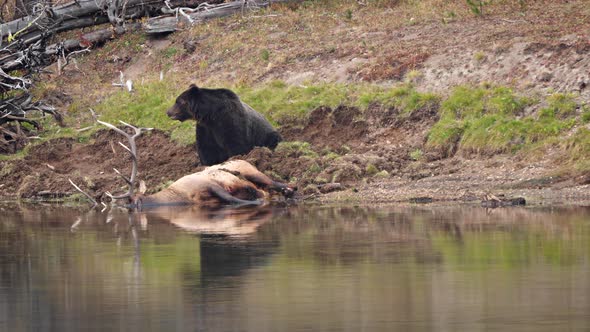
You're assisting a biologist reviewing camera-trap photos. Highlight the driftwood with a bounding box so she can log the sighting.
[0,0,223,43]
[145,0,294,34]
[481,194,526,208]
[0,0,160,42]
[2,22,111,72]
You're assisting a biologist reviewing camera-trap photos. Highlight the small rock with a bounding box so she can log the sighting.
[374,170,390,178]
[538,72,553,82]
[183,39,198,53]
[409,197,433,204]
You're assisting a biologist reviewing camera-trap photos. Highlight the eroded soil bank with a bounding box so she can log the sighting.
[1,103,589,205]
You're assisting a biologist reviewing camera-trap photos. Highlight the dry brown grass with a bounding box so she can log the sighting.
[35,0,590,117]
[1,0,16,21]
[152,0,590,87]
[358,51,430,81]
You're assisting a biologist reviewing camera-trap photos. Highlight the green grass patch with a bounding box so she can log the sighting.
[6,80,441,160]
[440,85,532,118]
[162,47,179,58]
[562,128,590,172]
[357,83,439,115]
[275,141,318,158]
[235,81,439,124]
[546,93,578,118]
[260,49,270,61]
[581,106,590,123]
[426,85,571,154]
[487,86,534,115]
[365,163,379,176]
[409,149,423,161]
[15,78,196,151]
[461,115,526,153]
[235,80,351,124]
[426,114,465,151]
[441,85,486,118]
[5,80,587,168]
[93,79,195,145]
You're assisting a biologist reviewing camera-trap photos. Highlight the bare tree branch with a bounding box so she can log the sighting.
[68,178,98,206]
[96,117,152,202]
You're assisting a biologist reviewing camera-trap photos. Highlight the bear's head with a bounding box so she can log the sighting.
[166,84,199,122]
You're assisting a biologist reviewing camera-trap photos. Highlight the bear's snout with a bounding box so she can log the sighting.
[166,107,176,119]
[166,106,183,121]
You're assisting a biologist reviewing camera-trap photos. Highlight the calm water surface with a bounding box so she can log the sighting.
[0,203,589,331]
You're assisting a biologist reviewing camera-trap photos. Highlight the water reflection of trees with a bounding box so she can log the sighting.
[262,205,590,267]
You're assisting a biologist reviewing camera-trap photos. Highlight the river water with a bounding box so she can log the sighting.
[0,203,589,331]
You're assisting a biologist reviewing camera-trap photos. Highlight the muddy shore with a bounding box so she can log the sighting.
[1,104,589,206]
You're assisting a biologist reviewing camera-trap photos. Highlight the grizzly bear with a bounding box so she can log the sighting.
[166,84,282,166]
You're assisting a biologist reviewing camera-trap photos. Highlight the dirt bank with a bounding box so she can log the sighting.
[0,130,197,201]
[1,102,589,205]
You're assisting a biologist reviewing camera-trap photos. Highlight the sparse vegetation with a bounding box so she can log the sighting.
[410,149,423,161]
[365,164,379,176]
[374,170,390,178]
[546,93,578,118]
[94,79,195,145]
[13,78,590,175]
[473,51,486,62]
[276,141,318,158]
[344,8,353,20]
[236,81,350,124]
[581,106,590,123]
[562,128,590,171]
[260,49,270,61]
[0,163,14,177]
[163,47,179,58]
[465,0,491,16]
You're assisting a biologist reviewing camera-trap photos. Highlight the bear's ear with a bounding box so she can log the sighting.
[189,83,199,90]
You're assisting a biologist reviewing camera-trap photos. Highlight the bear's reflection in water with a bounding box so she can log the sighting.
[140,205,274,237]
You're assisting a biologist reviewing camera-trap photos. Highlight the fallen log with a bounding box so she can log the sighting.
[0,0,221,43]
[480,194,526,208]
[0,16,110,68]
[2,22,141,72]
[13,16,112,50]
[144,0,296,34]
[0,0,161,42]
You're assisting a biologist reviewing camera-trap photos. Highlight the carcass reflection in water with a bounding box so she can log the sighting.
[140,205,275,237]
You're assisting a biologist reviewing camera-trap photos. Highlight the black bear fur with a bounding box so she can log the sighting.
[167,84,282,166]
